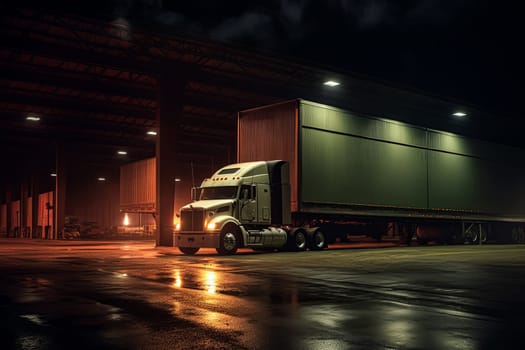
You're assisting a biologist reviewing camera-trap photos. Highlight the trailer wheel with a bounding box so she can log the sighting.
[287,228,307,251]
[217,225,240,255]
[308,228,327,250]
[179,247,200,255]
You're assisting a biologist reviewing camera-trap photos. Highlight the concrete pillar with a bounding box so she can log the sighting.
[20,180,29,238]
[5,188,12,237]
[156,66,188,247]
[31,175,39,239]
[54,144,67,240]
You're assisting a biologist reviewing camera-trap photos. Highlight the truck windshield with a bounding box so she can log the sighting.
[200,186,238,200]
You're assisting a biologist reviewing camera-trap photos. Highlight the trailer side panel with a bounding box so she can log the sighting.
[120,158,156,213]
[239,99,525,221]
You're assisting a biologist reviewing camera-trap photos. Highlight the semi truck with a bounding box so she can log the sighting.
[173,99,525,254]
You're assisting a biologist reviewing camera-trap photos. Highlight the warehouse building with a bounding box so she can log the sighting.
[1,8,523,245]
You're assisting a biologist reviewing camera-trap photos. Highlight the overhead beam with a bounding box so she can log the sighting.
[0,90,155,121]
[0,64,157,102]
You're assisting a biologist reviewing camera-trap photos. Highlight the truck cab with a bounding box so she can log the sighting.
[173,161,290,255]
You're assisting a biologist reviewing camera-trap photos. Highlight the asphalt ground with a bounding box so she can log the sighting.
[1,239,524,349]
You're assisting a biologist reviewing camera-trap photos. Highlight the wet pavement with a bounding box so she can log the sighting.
[1,239,525,349]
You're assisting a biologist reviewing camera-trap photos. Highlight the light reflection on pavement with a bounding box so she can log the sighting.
[1,239,525,349]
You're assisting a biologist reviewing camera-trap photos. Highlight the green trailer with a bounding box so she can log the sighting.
[238,99,525,243]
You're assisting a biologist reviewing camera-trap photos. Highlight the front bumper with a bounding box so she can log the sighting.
[173,232,220,248]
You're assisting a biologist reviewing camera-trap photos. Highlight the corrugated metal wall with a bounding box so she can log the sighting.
[9,201,20,232]
[238,100,299,211]
[38,192,53,237]
[120,158,156,212]
[68,182,120,230]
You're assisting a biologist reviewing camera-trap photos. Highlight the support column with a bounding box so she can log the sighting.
[5,188,12,237]
[156,66,187,247]
[54,144,67,240]
[20,180,29,238]
[31,175,39,239]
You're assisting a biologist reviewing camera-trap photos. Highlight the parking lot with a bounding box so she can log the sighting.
[1,239,525,349]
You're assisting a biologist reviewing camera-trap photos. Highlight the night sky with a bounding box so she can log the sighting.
[9,0,524,119]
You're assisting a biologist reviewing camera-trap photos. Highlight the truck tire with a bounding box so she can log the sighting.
[179,247,200,255]
[308,228,327,250]
[217,225,241,255]
[287,228,307,251]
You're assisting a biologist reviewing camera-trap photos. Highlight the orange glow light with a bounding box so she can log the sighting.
[173,270,182,288]
[123,213,129,226]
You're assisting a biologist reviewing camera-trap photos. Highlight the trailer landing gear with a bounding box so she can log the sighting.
[463,223,487,244]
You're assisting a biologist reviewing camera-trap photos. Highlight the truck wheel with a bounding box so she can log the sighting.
[308,228,327,250]
[217,225,240,255]
[179,247,199,255]
[287,228,307,251]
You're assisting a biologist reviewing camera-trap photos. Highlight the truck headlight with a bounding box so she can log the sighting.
[207,222,217,230]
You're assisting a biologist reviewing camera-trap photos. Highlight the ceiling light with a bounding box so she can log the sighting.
[26,115,40,121]
[50,173,57,177]
[453,112,467,117]
[117,151,127,155]
[174,178,181,182]
[147,131,157,136]
[323,80,340,87]
[97,177,106,181]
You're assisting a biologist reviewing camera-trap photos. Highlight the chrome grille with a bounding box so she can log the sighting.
[180,208,204,231]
